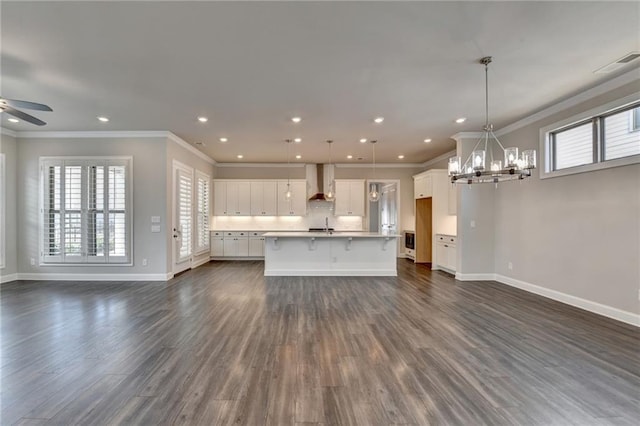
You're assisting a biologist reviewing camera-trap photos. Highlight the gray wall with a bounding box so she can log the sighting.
[16,137,169,276]
[494,81,640,315]
[458,79,640,316]
[1,133,18,278]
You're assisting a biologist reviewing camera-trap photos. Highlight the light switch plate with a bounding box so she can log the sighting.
[151,225,161,233]
[151,216,161,223]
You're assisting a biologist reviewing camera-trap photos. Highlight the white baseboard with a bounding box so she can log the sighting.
[495,274,639,327]
[1,273,18,283]
[16,273,171,282]
[192,257,211,268]
[265,269,397,277]
[455,272,497,281]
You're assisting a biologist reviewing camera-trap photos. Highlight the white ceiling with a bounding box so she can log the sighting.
[1,1,638,164]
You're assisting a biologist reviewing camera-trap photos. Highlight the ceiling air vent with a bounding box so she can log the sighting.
[594,52,640,74]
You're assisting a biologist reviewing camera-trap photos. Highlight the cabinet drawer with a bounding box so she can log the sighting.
[212,231,224,237]
[249,232,263,237]
[224,231,247,237]
[436,234,456,245]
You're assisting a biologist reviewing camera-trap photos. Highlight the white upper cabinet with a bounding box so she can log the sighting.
[334,180,365,216]
[250,181,278,216]
[225,181,251,215]
[414,174,432,199]
[213,180,227,216]
[277,180,307,216]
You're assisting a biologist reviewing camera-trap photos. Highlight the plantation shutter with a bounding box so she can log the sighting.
[196,172,210,253]
[41,158,131,264]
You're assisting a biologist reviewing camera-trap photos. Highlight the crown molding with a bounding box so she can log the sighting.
[16,130,170,139]
[450,132,485,143]
[166,132,216,165]
[495,67,640,137]
[335,162,423,169]
[422,149,456,168]
[215,162,305,168]
[0,127,18,138]
[10,129,215,164]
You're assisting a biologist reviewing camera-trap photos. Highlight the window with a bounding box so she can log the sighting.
[41,157,132,264]
[542,96,640,178]
[195,171,210,254]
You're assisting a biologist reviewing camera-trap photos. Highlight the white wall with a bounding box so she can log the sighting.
[0,132,18,280]
[457,78,640,320]
[16,136,169,278]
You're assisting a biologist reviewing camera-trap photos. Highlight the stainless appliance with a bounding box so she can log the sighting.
[404,231,415,250]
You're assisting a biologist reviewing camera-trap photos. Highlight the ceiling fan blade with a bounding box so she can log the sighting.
[1,106,47,126]
[0,98,53,111]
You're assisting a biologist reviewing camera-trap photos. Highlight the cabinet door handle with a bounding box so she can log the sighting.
[444,244,449,247]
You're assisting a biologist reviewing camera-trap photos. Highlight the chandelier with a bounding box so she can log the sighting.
[448,56,536,184]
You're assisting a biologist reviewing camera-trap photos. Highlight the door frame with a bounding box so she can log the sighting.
[172,160,194,275]
[365,178,401,254]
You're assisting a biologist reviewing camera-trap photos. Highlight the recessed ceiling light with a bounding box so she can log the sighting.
[424,138,432,143]
[295,155,302,159]
[219,137,228,142]
[455,117,466,123]
[398,155,405,159]
[347,155,353,159]
[7,118,19,123]
[237,154,243,159]
[374,117,384,124]
[294,138,302,143]
[291,117,301,123]
[359,138,367,143]
[198,116,208,123]
[97,116,109,122]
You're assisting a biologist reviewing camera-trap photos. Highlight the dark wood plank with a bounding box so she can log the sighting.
[0,259,638,425]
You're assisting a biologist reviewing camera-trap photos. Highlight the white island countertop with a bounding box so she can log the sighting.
[262,231,400,238]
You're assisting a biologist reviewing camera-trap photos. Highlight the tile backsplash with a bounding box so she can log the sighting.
[212,203,363,231]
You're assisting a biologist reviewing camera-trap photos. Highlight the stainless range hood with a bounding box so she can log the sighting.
[306,164,335,201]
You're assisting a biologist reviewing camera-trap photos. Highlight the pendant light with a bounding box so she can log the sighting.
[448,56,536,184]
[325,140,335,202]
[284,139,292,199]
[369,140,380,202]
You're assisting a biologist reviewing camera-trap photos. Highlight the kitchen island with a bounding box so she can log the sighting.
[263,231,401,276]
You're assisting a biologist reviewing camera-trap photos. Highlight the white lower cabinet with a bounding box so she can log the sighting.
[222,232,249,257]
[249,232,265,257]
[211,231,265,258]
[211,231,224,257]
[435,234,456,272]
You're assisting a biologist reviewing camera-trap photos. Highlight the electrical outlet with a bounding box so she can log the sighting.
[508,262,513,270]
[30,258,35,266]
[470,220,476,228]
[142,258,148,267]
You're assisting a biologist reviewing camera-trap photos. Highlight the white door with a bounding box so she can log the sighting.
[173,162,193,274]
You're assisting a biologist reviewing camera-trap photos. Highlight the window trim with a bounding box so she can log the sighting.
[540,92,640,179]
[39,156,134,266]
[194,170,211,255]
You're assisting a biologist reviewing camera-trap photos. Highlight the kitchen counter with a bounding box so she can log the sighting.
[262,231,400,238]
[263,232,400,276]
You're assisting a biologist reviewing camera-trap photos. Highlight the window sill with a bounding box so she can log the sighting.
[539,154,640,180]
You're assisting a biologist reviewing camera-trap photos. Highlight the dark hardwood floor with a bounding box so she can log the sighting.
[2,260,639,425]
